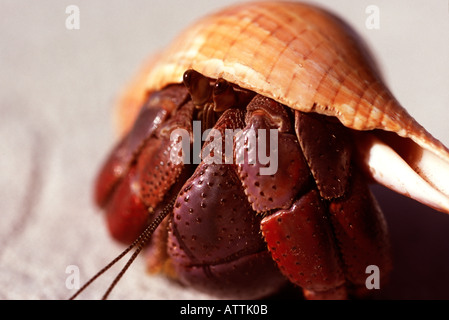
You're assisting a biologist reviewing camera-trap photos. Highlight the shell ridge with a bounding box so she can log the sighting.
[312,55,341,106]
[350,79,378,129]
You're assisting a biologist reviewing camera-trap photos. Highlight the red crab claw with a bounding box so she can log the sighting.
[234,96,391,299]
[94,86,194,244]
[167,108,287,299]
[234,95,311,213]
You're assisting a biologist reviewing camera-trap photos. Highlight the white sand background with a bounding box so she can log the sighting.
[1,0,449,300]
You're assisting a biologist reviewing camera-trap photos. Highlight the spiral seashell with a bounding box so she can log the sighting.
[115,1,449,213]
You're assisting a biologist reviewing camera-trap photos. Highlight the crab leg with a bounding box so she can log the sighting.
[354,132,449,214]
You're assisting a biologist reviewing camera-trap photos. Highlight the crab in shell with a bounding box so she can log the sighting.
[74,1,449,299]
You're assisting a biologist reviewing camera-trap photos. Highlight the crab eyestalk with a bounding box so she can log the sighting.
[183,69,211,106]
[212,78,236,112]
[182,69,256,132]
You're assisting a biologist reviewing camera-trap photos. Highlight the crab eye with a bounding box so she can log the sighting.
[182,69,211,106]
[213,78,229,95]
[182,69,194,88]
[213,78,236,112]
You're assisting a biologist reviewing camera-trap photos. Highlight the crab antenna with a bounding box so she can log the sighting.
[68,198,175,300]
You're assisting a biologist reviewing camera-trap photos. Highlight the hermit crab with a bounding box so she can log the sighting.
[72,1,449,300]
